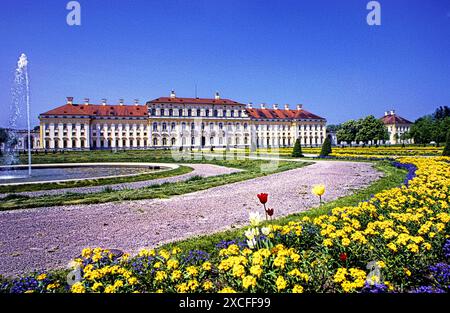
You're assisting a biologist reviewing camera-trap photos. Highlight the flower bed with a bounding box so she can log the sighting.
[1,157,449,293]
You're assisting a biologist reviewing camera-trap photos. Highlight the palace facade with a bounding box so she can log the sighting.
[380,110,413,144]
[38,92,327,150]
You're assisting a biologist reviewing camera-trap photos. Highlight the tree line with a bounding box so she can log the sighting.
[330,106,449,146]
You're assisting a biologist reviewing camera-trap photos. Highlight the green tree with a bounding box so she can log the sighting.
[291,138,303,157]
[409,116,434,144]
[336,120,359,145]
[443,130,450,157]
[355,115,388,145]
[319,135,332,156]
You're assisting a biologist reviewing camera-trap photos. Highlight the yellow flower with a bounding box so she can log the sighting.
[404,268,411,277]
[232,264,246,278]
[202,261,212,271]
[46,283,59,291]
[71,282,86,293]
[36,273,47,281]
[155,271,167,282]
[92,282,103,292]
[203,281,214,291]
[104,285,116,293]
[250,265,263,277]
[387,242,397,252]
[276,276,287,291]
[219,287,236,293]
[292,285,304,293]
[167,259,179,270]
[312,184,325,197]
[171,270,182,281]
[186,266,199,277]
[323,238,333,247]
[341,238,351,247]
[128,277,138,285]
[242,275,257,289]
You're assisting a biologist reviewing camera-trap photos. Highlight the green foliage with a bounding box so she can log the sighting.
[319,135,332,156]
[410,106,450,145]
[443,130,450,157]
[336,116,388,145]
[291,138,303,157]
[354,115,388,144]
[336,120,359,145]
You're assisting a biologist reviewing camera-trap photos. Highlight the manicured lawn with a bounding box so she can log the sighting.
[0,165,193,194]
[0,159,311,211]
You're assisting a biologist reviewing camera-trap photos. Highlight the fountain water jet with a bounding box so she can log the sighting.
[2,53,31,178]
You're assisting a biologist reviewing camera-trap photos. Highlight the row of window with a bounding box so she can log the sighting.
[152,122,249,131]
[150,108,245,118]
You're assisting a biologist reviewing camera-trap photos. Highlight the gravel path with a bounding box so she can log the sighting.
[0,161,381,277]
[0,164,240,198]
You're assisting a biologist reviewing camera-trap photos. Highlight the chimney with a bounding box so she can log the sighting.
[119,98,124,106]
[101,98,107,106]
[391,110,395,115]
[66,97,74,105]
[134,99,139,106]
[296,104,303,110]
[384,111,388,116]
[170,90,176,99]
[284,104,290,110]
[247,102,253,109]
[215,91,220,100]
[260,103,266,109]
[83,98,89,105]
[273,104,278,110]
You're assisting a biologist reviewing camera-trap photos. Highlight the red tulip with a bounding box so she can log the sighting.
[266,208,274,217]
[257,193,268,205]
[339,253,348,262]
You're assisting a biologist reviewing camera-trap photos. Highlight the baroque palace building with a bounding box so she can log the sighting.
[38,91,327,150]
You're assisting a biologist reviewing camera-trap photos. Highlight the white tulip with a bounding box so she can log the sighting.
[261,226,271,236]
[249,211,262,227]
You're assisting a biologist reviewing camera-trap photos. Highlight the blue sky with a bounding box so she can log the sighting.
[0,0,449,127]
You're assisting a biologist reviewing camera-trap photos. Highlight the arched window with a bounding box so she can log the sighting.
[171,138,176,146]
[244,123,248,130]
[197,108,201,117]
[162,123,167,131]
[169,108,173,116]
[205,109,209,117]
[153,138,158,146]
[179,108,183,117]
[191,123,195,130]
[160,108,165,116]
[153,122,158,131]
[230,110,234,117]
[223,109,226,117]
[151,108,156,116]
[201,123,205,130]
[171,122,176,130]
[187,109,192,117]
[162,138,167,146]
[191,137,195,145]
[182,122,186,130]
[219,123,223,129]
[214,110,218,117]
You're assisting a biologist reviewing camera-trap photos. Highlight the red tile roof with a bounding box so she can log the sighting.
[380,114,412,125]
[40,103,148,118]
[147,97,243,105]
[245,108,325,120]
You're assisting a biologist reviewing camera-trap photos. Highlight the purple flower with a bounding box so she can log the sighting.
[362,282,388,293]
[411,286,445,293]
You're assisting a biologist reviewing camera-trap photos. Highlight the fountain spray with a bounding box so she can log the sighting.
[16,53,32,176]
